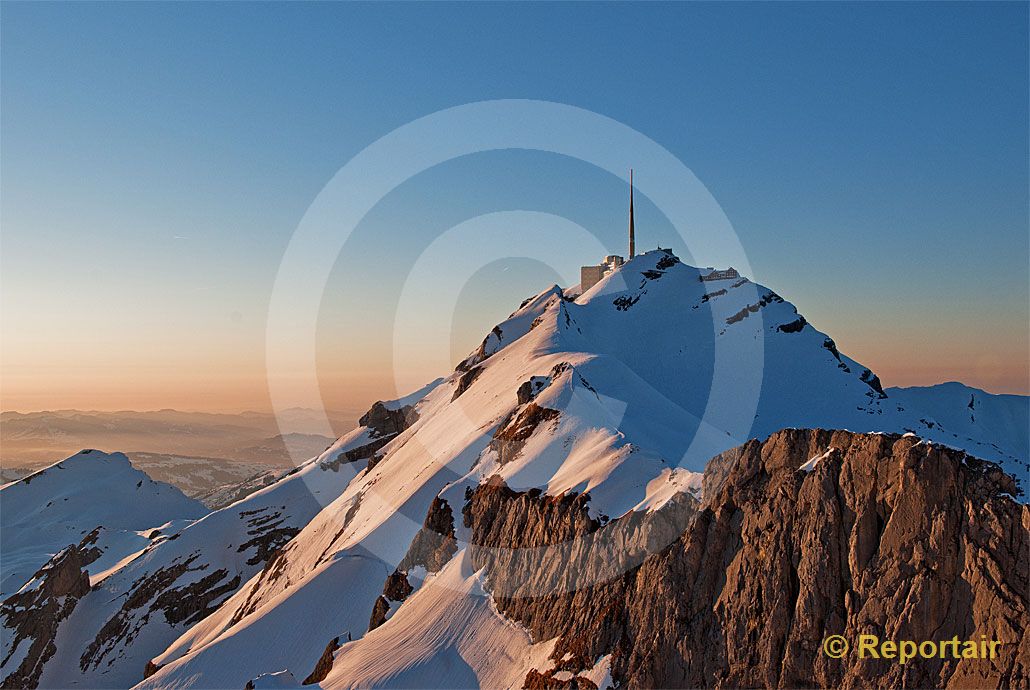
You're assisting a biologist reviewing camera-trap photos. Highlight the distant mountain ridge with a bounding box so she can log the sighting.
[1,409,348,469]
[2,250,1026,689]
[0,451,206,600]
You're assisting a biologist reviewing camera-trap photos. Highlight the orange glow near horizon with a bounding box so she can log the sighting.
[3,255,1026,415]
[2,322,1026,415]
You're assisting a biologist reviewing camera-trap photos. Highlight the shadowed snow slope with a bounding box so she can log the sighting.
[886,382,1028,480]
[134,251,1026,690]
[0,450,206,598]
[5,251,1026,689]
[3,427,382,689]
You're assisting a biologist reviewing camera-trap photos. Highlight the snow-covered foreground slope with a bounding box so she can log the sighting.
[0,450,206,599]
[0,419,414,689]
[134,251,1027,690]
[320,549,561,690]
[4,250,1025,689]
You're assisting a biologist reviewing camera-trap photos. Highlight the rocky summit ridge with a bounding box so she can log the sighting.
[2,250,1026,690]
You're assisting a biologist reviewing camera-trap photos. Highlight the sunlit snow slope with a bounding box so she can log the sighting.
[134,251,1027,690]
[1,428,391,688]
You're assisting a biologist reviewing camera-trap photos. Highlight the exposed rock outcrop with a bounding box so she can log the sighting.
[76,526,105,566]
[369,497,458,632]
[823,337,852,372]
[236,507,300,566]
[463,477,696,684]
[516,363,569,405]
[320,401,419,472]
[367,596,392,633]
[302,636,339,685]
[725,291,784,325]
[524,668,599,690]
[152,569,242,626]
[655,253,680,271]
[621,430,1027,688]
[613,295,641,311]
[776,315,808,333]
[367,571,417,632]
[517,379,544,405]
[452,366,484,400]
[859,368,888,398]
[457,326,504,372]
[80,555,204,673]
[142,660,162,680]
[399,497,458,573]
[490,404,561,466]
[320,436,393,473]
[359,401,418,439]
[462,430,1028,689]
[1,546,92,688]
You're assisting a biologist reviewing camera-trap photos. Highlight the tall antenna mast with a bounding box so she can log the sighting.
[628,169,635,258]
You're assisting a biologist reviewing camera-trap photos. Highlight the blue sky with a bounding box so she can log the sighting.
[2,2,1027,412]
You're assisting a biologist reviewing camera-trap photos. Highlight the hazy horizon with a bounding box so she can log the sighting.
[0,405,364,416]
[2,378,1026,417]
[2,317,1028,416]
[2,6,1026,689]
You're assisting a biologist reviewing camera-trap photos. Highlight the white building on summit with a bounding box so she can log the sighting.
[580,255,624,293]
[580,170,636,292]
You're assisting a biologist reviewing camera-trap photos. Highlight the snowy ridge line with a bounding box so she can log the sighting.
[3,250,1026,690]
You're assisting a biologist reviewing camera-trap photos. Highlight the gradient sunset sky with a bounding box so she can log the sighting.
[2,2,1027,415]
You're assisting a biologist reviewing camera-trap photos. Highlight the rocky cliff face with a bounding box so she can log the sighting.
[1,546,92,689]
[462,429,1028,689]
[32,253,1026,690]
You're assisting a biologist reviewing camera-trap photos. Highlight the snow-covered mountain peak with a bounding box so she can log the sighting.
[14,448,131,479]
[5,249,1026,690]
[0,449,206,599]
